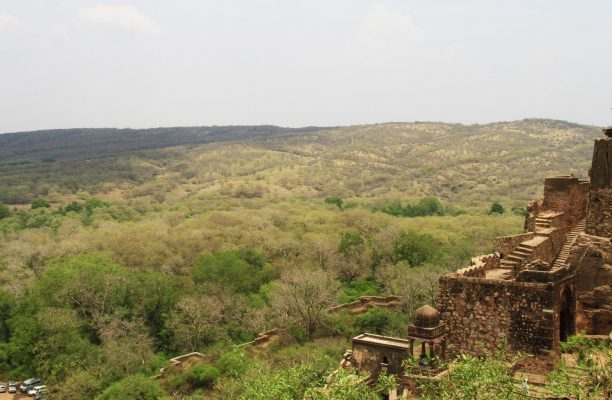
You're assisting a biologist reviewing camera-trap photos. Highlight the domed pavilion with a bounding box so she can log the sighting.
[407,305,447,361]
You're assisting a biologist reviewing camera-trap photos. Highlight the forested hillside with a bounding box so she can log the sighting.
[0,119,606,399]
[0,119,599,208]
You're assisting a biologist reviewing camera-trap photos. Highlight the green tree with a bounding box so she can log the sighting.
[31,198,51,209]
[0,289,13,341]
[392,231,438,267]
[97,375,168,400]
[270,269,339,340]
[325,196,344,209]
[338,232,364,256]
[37,254,138,328]
[337,232,368,282]
[84,198,109,213]
[33,307,98,383]
[187,364,221,388]
[419,355,517,399]
[415,196,445,216]
[64,201,83,213]
[489,202,505,215]
[355,308,393,335]
[239,364,320,400]
[137,272,178,349]
[305,368,397,400]
[192,250,277,293]
[0,201,10,220]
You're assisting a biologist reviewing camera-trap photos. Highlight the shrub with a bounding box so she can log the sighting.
[324,196,343,209]
[373,196,446,218]
[98,375,168,400]
[489,202,505,215]
[355,308,394,335]
[64,201,83,213]
[31,199,51,209]
[193,249,277,293]
[338,232,364,256]
[217,348,250,378]
[0,202,10,220]
[338,280,380,304]
[392,231,438,267]
[187,364,221,388]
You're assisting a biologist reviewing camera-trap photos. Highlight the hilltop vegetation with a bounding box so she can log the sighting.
[0,119,598,208]
[0,119,605,398]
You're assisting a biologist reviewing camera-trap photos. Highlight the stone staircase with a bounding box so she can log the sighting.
[534,210,564,232]
[500,241,538,270]
[551,219,586,270]
[535,215,553,230]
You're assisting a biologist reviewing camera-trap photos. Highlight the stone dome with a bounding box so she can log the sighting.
[413,305,441,328]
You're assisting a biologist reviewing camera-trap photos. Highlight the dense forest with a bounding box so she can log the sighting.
[0,119,608,399]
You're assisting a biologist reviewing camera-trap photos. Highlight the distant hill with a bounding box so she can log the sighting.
[0,125,325,162]
[0,119,602,208]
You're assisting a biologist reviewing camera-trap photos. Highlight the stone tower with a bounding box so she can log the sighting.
[586,128,612,237]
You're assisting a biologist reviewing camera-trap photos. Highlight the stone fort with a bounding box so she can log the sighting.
[343,128,612,385]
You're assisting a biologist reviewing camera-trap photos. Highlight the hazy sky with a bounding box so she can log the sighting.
[1,0,611,133]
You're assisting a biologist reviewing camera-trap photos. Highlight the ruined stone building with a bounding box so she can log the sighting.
[344,130,612,382]
[438,129,612,354]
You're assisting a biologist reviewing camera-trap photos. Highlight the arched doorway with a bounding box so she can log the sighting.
[559,286,574,342]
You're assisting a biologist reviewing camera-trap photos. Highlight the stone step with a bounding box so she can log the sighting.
[507,255,526,263]
[550,219,586,267]
[521,236,548,248]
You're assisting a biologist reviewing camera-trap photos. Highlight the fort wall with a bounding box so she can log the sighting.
[542,177,589,231]
[495,233,535,258]
[569,233,612,335]
[438,275,574,354]
[586,137,612,236]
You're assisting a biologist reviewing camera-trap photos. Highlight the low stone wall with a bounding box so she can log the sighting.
[456,254,499,277]
[155,352,207,378]
[328,296,402,314]
[495,233,535,258]
[516,265,572,283]
[438,274,572,354]
[237,328,286,348]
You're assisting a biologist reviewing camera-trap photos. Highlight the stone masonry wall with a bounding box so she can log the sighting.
[586,137,612,236]
[586,188,612,237]
[542,177,589,232]
[438,275,562,354]
[529,229,566,265]
[590,137,612,189]
[352,343,409,375]
[456,254,499,277]
[569,233,612,335]
[495,233,535,258]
